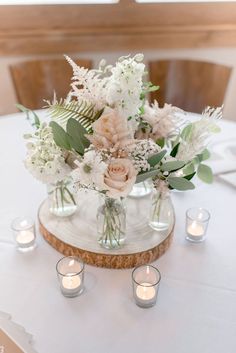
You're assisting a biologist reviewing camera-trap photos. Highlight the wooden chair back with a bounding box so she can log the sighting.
[149,60,232,113]
[10,58,92,110]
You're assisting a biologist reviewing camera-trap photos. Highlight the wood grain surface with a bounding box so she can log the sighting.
[149,59,232,113]
[38,194,174,269]
[1,2,236,55]
[10,58,92,110]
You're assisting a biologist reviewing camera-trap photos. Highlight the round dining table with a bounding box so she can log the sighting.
[0,110,236,353]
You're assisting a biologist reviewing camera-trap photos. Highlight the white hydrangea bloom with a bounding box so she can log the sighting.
[176,106,222,161]
[24,123,71,184]
[72,150,107,189]
[105,55,145,134]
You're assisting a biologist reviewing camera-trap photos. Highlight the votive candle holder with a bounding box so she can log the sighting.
[56,256,84,298]
[185,207,210,243]
[132,264,161,308]
[11,217,36,251]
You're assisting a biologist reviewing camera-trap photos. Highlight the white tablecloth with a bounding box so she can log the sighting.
[0,112,236,353]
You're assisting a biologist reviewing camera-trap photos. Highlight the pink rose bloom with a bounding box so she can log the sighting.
[102,158,137,198]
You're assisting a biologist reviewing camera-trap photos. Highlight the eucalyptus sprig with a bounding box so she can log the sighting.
[50,117,90,156]
[16,104,40,129]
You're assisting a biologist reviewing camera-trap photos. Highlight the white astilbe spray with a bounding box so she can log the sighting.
[65,56,107,111]
[72,150,107,190]
[142,101,182,139]
[105,54,145,134]
[176,106,222,161]
[24,123,71,184]
[129,139,161,173]
[66,54,146,135]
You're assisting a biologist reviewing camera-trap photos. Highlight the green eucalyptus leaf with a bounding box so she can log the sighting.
[197,164,213,184]
[148,150,167,167]
[16,104,41,129]
[170,142,180,157]
[168,177,195,190]
[161,160,186,172]
[49,121,71,150]
[184,172,196,181]
[198,148,211,162]
[66,118,90,155]
[181,123,193,140]
[182,162,195,175]
[136,169,159,184]
[193,155,200,165]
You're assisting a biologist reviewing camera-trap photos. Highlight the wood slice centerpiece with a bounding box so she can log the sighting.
[38,192,174,269]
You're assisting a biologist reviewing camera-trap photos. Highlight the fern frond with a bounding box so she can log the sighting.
[45,98,103,133]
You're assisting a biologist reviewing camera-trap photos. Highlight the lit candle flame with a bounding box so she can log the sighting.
[69,259,75,267]
[20,219,28,227]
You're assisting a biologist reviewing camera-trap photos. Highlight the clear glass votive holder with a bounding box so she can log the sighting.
[56,256,84,298]
[11,217,36,252]
[185,207,210,243]
[132,264,161,308]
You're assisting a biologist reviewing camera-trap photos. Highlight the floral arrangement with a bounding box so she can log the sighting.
[21,54,222,249]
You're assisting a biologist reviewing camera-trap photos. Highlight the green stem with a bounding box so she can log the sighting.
[99,198,124,248]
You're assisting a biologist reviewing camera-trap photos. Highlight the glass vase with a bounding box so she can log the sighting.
[47,176,77,217]
[128,179,153,198]
[148,186,175,232]
[97,196,126,249]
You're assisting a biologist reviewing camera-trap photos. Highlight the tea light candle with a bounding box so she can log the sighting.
[16,230,35,245]
[56,257,84,297]
[136,283,156,304]
[11,217,36,251]
[186,208,210,243]
[187,221,204,237]
[62,274,81,290]
[132,265,161,308]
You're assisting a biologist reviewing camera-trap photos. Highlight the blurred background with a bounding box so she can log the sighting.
[0,0,236,119]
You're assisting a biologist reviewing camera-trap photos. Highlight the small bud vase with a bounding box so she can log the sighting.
[128,179,153,198]
[97,196,126,249]
[148,181,175,231]
[47,176,77,217]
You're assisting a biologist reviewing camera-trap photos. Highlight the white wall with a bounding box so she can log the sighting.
[1,47,236,120]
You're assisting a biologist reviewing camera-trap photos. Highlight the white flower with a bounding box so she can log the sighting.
[66,54,146,136]
[176,106,222,161]
[65,56,107,111]
[72,150,107,189]
[143,101,181,140]
[129,139,161,173]
[105,55,145,134]
[24,123,71,184]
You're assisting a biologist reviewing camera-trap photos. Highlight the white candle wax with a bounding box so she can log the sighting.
[136,282,156,301]
[62,274,81,290]
[187,221,204,237]
[16,230,34,244]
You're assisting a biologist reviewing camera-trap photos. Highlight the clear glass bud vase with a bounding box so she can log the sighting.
[128,179,153,198]
[47,176,77,217]
[97,196,126,249]
[148,185,175,232]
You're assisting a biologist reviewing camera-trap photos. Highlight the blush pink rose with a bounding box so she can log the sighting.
[102,158,137,198]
